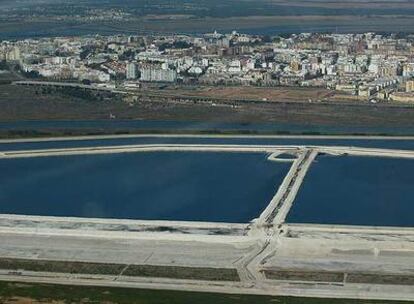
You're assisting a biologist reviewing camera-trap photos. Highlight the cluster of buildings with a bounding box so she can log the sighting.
[2,31,414,102]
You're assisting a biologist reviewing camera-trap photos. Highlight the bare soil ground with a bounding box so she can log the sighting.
[151,86,334,102]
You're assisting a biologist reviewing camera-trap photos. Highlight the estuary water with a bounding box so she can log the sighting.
[0,152,290,223]
[2,119,414,135]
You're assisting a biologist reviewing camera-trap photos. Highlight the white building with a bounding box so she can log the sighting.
[140,65,177,82]
[126,62,137,79]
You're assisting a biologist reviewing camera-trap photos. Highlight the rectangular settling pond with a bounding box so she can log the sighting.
[287,155,414,227]
[0,152,291,223]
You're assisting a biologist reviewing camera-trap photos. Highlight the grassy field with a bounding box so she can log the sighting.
[0,281,411,304]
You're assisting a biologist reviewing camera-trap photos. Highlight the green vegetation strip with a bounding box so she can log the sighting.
[1,129,412,140]
[0,281,409,304]
[347,273,414,285]
[0,258,239,281]
[264,269,414,285]
[123,264,239,281]
[264,270,344,283]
